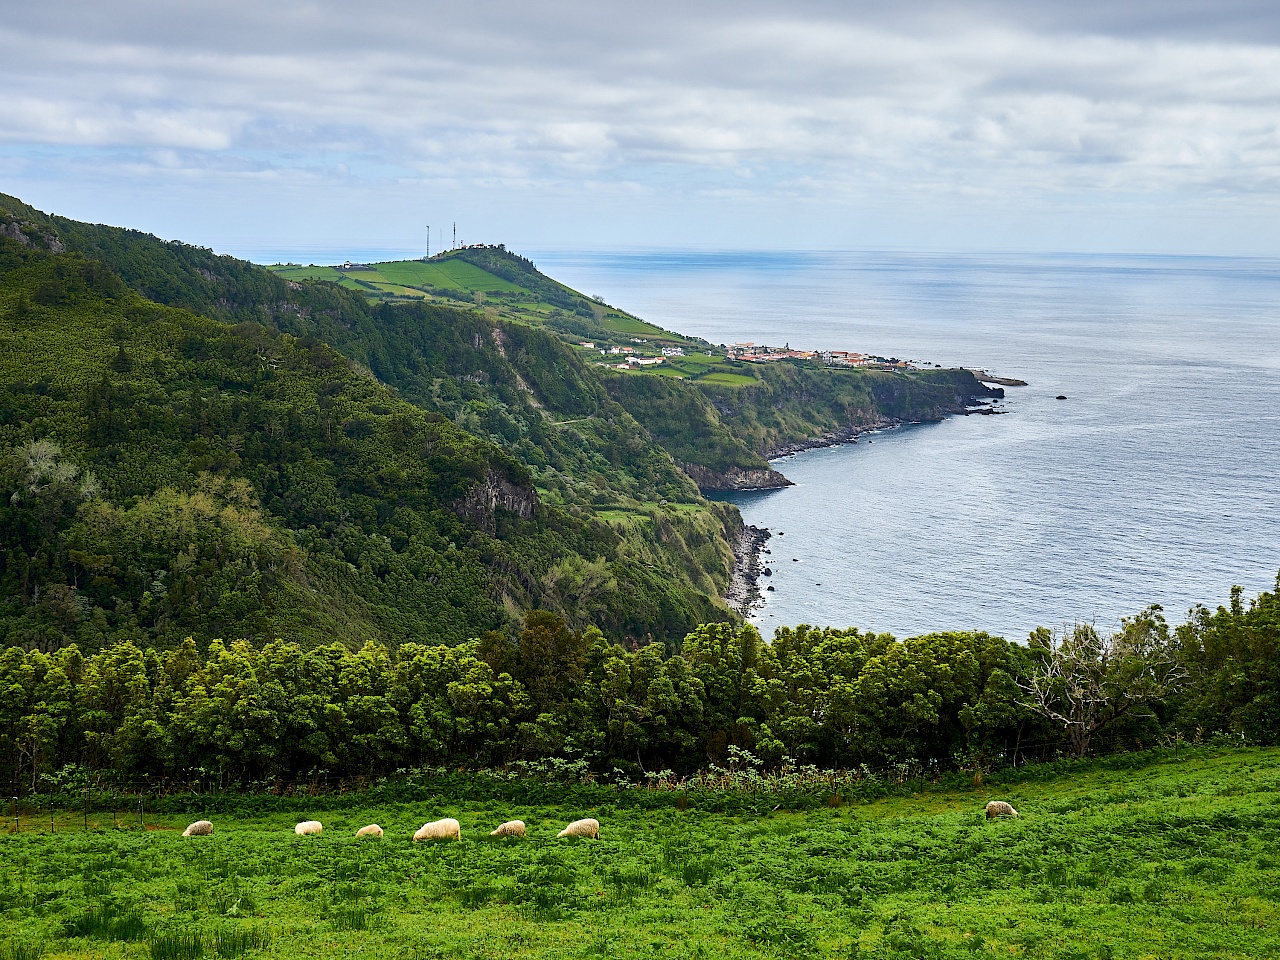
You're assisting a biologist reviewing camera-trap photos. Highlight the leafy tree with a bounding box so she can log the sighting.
[1175,577,1280,742]
[1019,607,1186,758]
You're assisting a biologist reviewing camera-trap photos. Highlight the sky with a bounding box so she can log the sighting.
[3,1,1280,260]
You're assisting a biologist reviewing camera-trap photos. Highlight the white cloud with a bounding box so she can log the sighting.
[3,2,1280,251]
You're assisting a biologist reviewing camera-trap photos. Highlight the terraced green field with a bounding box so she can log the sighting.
[3,747,1278,959]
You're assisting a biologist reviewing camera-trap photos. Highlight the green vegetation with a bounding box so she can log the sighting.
[0,195,745,650]
[601,372,773,480]
[0,249,733,652]
[269,248,690,347]
[693,361,997,457]
[4,746,1280,958]
[4,577,1278,785]
[3,194,1279,958]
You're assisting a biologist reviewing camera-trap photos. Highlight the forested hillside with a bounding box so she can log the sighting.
[0,243,739,653]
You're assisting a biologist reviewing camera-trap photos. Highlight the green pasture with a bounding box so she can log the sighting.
[698,371,759,386]
[3,748,1279,958]
[618,352,763,385]
[267,259,688,346]
[268,260,522,302]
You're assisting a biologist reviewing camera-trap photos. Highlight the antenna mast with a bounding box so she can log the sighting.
[453,222,457,250]
[425,225,430,259]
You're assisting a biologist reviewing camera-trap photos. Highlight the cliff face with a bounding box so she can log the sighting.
[454,470,540,533]
[867,369,1003,423]
[606,362,1003,493]
[695,364,1003,464]
[678,463,793,491]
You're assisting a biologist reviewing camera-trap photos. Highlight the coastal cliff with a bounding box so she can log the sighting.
[608,362,1003,491]
[679,463,793,491]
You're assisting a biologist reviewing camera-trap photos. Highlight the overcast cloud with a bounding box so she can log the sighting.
[3,1,1280,256]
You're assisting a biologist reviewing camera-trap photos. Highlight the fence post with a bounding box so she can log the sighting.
[11,796,17,834]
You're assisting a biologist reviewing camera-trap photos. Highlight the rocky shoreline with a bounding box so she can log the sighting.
[723,523,771,616]
[764,395,1006,461]
[764,415,904,459]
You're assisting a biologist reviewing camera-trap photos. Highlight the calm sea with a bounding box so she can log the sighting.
[533,250,1280,640]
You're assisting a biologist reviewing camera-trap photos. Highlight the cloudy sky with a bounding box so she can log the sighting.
[3,1,1280,258]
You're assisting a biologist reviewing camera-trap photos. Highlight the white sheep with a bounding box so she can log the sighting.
[489,819,526,838]
[355,824,384,838]
[182,820,213,837]
[413,817,461,841]
[556,817,600,839]
[985,800,1019,819]
[295,820,324,835]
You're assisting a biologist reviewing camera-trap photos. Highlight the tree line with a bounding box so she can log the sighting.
[4,576,1276,793]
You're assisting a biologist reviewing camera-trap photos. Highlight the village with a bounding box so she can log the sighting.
[584,338,921,372]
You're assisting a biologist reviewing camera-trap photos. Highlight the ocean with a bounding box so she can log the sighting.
[533,249,1280,640]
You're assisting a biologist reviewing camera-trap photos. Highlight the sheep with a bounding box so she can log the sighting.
[182,820,213,837]
[556,817,600,839]
[985,800,1019,819]
[355,824,384,838]
[413,817,461,841]
[489,819,526,838]
[295,820,323,836]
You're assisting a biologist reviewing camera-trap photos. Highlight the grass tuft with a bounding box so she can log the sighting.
[211,927,271,958]
[63,904,149,941]
[150,931,204,960]
[331,907,369,931]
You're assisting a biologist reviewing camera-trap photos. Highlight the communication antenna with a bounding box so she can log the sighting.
[453,222,456,250]
[425,225,430,259]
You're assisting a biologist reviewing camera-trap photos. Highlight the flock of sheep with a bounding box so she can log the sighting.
[179,803,1018,839]
[180,816,602,839]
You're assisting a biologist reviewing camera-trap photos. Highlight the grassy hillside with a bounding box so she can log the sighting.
[0,246,733,651]
[269,248,699,349]
[4,747,1278,959]
[0,194,747,649]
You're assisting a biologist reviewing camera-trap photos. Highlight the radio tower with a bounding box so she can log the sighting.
[453,222,457,250]
[425,225,430,259]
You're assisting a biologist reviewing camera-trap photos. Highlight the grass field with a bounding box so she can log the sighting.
[697,371,759,386]
[266,256,690,347]
[4,748,1278,959]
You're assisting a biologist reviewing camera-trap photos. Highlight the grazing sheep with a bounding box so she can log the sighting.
[295,820,323,836]
[489,819,526,838]
[355,824,384,838]
[556,817,600,839]
[182,820,213,837]
[985,800,1019,820]
[413,817,461,841]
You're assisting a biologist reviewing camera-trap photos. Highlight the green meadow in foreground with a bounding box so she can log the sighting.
[3,747,1279,959]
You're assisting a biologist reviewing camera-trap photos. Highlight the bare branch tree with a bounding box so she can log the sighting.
[1018,606,1187,758]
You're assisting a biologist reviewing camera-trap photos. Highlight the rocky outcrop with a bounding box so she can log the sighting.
[679,462,793,491]
[454,470,539,533]
[0,218,65,253]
